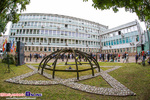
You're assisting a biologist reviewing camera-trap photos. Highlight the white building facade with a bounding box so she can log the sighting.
[101,20,142,54]
[9,13,142,55]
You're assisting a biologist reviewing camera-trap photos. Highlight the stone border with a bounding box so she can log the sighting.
[5,65,136,96]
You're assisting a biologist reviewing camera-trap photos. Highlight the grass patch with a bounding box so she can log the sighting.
[101,67,113,71]
[0,61,150,100]
[23,73,50,81]
[78,76,112,88]
[44,65,98,79]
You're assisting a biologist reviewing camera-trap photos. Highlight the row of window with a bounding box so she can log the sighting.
[102,36,139,46]
[102,47,136,53]
[19,15,107,29]
[11,29,99,39]
[12,21,102,33]
[15,37,100,45]
[102,25,138,39]
[25,46,99,52]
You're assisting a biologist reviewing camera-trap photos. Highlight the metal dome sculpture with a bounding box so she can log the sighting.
[38,48,100,80]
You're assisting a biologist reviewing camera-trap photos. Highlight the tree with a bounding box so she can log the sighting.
[83,0,150,24]
[0,0,30,35]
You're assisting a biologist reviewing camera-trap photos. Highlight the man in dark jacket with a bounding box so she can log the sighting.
[107,53,110,62]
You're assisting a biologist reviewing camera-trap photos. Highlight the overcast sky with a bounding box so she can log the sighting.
[6,0,146,34]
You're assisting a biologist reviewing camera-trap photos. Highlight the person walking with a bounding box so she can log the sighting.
[105,53,108,61]
[102,54,104,62]
[107,53,110,62]
[148,56,150,65]
[36,53,39,62]
[142,51,146,66]
[135,53,139,63]
[123,52,126,63]
[126,52,129,63]
[99,54,102,61]
[30,53,32,61]
[118,53,120,62]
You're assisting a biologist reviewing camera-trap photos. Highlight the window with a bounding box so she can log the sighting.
[109,41,111,45]
[123,39,125,44]
[37,30,39,34]
[76,32,78,37]
[30,29,32,34]
[65,24,68,28]
[114,40,116,45]
[33,29,36,34]
[45,30,48,34]
[111,40,113,45]
[104,42,106,46]
[49,47,51,51]
[136,36,139,42]
[65,31,68,36]
[69,32,71,36]
[61,31,64,35]
[53,31,56,35]
[118,31,121,35]
[57,31,60,36]
[40,30,44,34]
[49,30,52,35]
[106,41,108,46]
[72,32,75,37]
[119,39,122,44]
[126,37,129,43]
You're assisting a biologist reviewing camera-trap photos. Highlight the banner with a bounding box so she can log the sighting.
[10,39,15,52]
[2,39,7,52]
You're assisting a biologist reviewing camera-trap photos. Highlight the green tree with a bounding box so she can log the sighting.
[84,0,150,23]
[0,0,30,35]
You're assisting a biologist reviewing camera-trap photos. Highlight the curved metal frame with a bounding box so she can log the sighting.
[38,48,100,80]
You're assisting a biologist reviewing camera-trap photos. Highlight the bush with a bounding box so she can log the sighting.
[2,54,16,64]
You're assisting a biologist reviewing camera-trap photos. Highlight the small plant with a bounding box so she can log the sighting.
[2,54,16,64]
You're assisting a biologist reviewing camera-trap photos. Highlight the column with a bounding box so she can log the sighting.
[39,47,40,51]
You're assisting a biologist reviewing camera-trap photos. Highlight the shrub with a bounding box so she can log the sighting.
[2,54,16,64]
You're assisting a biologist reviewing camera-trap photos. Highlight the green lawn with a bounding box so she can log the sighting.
[0,60,150,100]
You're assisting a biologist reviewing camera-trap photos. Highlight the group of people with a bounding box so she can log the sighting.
[25,53,47,62]
[99,53,121,62]
[25,51,150,65]
[135,51,150,65]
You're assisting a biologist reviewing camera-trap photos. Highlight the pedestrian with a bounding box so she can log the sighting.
[112,53,115,62]
[61,54,64,61]
[147,56,150,65]
[118,53,120,62]
[102,54,104,62]
[36,53,38,62]
[107,53,110,62]
[99,54,101,61]
[135,53,139,63]
[79,55,81,62]
[126,52,129,63]
[123,52,126,63]
[30,53,32,61]
[105,53,108,61]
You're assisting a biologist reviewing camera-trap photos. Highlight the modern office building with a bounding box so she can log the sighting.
[101,20,142,54]
[9,13,143,55]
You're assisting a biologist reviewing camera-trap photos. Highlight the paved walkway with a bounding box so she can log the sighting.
[5,64,136,96]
